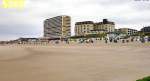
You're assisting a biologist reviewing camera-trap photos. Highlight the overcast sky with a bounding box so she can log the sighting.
[0,0,150,40]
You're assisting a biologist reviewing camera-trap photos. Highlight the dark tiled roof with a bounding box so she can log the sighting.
[95,22,115,25]
[75,21,94,25]
[75,19,115,25]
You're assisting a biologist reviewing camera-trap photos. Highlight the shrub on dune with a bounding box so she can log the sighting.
[136,76,150,81]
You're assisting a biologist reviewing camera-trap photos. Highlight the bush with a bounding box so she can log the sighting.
[136,76,150,81]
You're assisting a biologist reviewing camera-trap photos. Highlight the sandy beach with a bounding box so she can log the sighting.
[0,43,150,81]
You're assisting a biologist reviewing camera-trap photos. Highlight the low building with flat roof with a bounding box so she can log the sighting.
[118,28,138,36]
[141,26,150,33]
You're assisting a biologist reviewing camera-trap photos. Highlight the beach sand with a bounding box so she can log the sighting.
[0,44,150,81]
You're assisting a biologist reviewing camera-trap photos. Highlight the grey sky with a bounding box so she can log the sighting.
[0,0,150,40]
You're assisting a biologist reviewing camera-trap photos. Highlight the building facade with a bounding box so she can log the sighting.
[44,15,71,39]
[141,26,150,33]
[75,19,115,36]
[118,28,138,36]
[75,21,94,36]
[94,19,115,33]
[90,29,107,34]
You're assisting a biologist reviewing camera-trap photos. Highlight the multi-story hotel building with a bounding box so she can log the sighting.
[75,21,94,36]
[44,15,71,39]
[75,19,115,36]
[118,28,138,36]
[94,19,115,33]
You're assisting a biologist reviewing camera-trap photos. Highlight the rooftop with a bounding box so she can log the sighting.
[75,21,94,25]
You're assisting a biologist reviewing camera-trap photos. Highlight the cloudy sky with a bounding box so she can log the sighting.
[0,0,150,40]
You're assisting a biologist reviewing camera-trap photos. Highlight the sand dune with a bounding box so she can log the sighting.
[0,44,150,81]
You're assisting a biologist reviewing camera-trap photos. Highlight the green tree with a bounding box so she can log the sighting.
[136,76,150,81]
